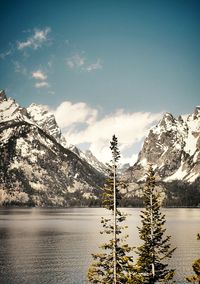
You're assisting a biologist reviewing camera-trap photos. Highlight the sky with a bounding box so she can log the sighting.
[0,0,200,164]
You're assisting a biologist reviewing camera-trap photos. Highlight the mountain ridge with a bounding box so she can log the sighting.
[0,92,105,206]
[0,90,200,207]
[122,106,200,206]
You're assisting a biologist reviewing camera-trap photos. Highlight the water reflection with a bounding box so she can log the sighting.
[0,208,199,284]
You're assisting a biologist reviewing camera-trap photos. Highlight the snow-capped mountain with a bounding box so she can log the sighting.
[0,90,28,122]
[0,91,105,206]
[27,103,107,175]
[1,90,199,207]
[121,107,200,206]
[124,106,200,184]
[80,150,108,175]
[27,103,68,148]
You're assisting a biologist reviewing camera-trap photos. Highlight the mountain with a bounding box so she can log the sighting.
[123,107,200,207]
[27,103,68,148]
[1,90,199,207]
[0,91,105,207]
[80,149,108,175]
[27,103,107,175]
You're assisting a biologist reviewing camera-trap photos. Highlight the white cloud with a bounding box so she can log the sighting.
[31,69,50,89]
[35,81,49,88]
[121,154,139,166]
[32,70,47,80]
[52,101,98,128]
[85,59,103,72]
[17,27,51,50]
[50,101,162,165]
[66,53,103,72]
[66,54,85,69]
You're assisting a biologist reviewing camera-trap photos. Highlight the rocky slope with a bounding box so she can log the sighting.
[1,89,199,207]
[27,103,68,148]
[27,103,107,175]
[123,107,200,206]
[0,91,105,206]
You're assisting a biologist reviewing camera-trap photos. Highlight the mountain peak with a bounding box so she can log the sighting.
[125,107,200,186]
[0,96,105,206]
[0,90,7,102]
[158,112,175,128]
[27,103,67,146]
[163,112,174,122]
[194,106,200,118]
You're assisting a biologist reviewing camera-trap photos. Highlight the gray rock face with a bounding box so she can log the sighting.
[80,150,108,175]
[27,104,67,147]
[0,90,7,101]
[0,93,105,206]
[124,107,200,184]
[27,104,107,175]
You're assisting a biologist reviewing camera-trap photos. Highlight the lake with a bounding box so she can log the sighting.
[0,208,199,284]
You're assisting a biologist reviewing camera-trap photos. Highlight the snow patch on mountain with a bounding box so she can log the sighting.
[125,106,200,185]
[80,150,107,175]
[0,92,105,206]
[27,103,68,147]
[164,162,188,181]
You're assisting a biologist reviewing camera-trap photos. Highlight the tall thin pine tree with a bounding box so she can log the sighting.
[134,165,176,284]
[87,135,135,283]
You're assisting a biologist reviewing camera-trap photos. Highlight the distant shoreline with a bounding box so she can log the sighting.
[0,205,200,209]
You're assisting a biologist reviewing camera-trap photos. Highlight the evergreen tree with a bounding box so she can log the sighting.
[134,165,176,284]
[186,234,200,284]
[87,135,135,283]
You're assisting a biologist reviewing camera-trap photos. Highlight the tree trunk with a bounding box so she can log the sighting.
[113,161,117,284]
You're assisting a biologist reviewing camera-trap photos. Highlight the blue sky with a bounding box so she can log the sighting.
[0,0,200,163]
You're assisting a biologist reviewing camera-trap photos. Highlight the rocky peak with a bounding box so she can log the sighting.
[27,103,67,147]
[0,95,28,122]
[0,90,7,102]
[68,144,80,156]
[177,115,184,123]
[125,106,200,184]
[194,106,200,119]
[80,149,107,175]
[0,96,105,207]
[84,150,94,158]
[158,112,175,130]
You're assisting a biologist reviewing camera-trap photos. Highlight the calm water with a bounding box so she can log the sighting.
[0,208,199,284]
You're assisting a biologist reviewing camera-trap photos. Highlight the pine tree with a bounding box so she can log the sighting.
[186,234,200,284]
[87,135,135,283]
[134,165,176,284]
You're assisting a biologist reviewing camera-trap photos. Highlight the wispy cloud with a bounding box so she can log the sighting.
[66,54,85,69]
[66,53,103,72]
[35,81,49,88]
[13,61,27,75]
[32,70,47,80]
[48,90,55,95]
[51,101,162,165]
[85,59,103,72]
[0,48,13,60]
[17,27,51,51]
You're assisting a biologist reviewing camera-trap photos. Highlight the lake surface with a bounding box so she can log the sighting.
[0,208,199,284]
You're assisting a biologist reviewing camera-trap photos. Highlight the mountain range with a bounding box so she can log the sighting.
[123,106,200,206]
[0,90,200,207]
[0,90,105,206]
